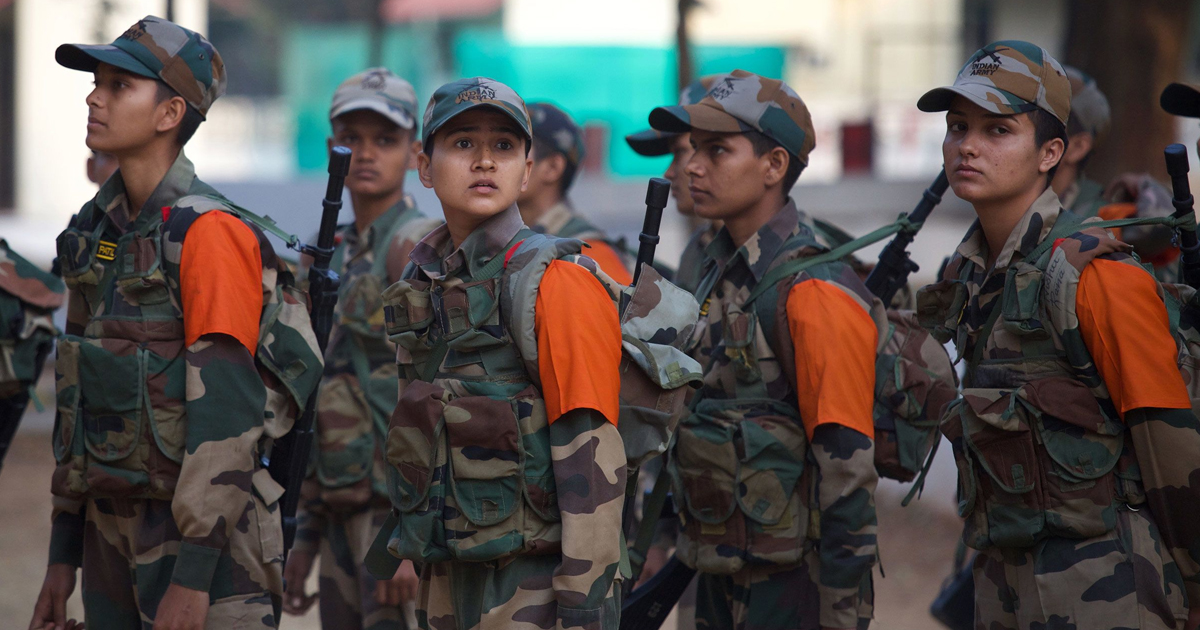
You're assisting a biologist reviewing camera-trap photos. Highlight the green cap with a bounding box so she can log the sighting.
[1161,83,1200,118]
[56,16,226,118]
[626,74,729,157]
[528,102,585,167]
[648,70,816,165]
[421,77,531,151]
[918,40,1071,127]
[1064,65,1110,143]
[330,68,419,132]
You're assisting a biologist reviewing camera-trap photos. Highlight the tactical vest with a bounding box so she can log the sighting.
[51,189,322,502]
[0,241,64,400]
[375,231,701,566]
[313,204,434,504]
[916,212,1141,551]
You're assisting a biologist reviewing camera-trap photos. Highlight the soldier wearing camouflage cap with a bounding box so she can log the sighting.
[649,69,882,630]
[517,102,634,284]
[31,16,327,629]
[282,67,438,630]
[365,77,630,629]
[916,40,1200,629]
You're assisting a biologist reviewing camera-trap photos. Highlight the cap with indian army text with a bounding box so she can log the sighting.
[528,102,585,168]
[330,68,419,132]
[1064,65,1110,143]
[648,70,816,165]
[56,15,225,118]
[421,77,531,150]
[917,40,1071,126]
[625,74,728,157]
[1161,83,1200,117]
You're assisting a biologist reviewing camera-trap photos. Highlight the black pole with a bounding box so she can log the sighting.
[633,178,671,285]
[1164,144,1200,288]
[863,168,948,303]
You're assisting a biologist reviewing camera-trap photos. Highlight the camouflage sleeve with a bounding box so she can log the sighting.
[48,284,89,567]
[171,333,268,592]
[811,423,878,629]
[549,408,627,625]
[291,476,326,556]
[1126,407,1200,604]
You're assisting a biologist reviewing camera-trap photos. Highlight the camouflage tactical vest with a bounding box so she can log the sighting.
[375,225,701,566]
[313,202,439,506]
[916,204,1141,551]
[0,241,64,400]
[51,179,322,502]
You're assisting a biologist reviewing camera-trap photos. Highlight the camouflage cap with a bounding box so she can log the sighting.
[625,75,727,157]
[330,67,419,131]
[648,70,816,166]
[1064,66,1110,143]
[56,16,225,118]
[528,102,585,167]
[918,40,1070,126]
[421,77,531,151]
[1161,83,1200,118]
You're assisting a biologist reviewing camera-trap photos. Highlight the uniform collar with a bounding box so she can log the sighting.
[344,195,416,252]
[410,204,525,279]
[704,198,810,282]
[93,150,197,233]
[956,187,1063,272]
[1060,176,1103,213]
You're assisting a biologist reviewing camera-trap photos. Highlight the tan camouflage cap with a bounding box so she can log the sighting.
[1064,66,1110,143]
[626,74,729,157]
[918,40,1070,127]
[56,16,226,118]
[330,68,419,131]
[421,77,531,151]
[648,70,816,165]
[1161,83,1200,117]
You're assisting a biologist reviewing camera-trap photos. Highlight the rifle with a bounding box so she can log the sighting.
[621,170,952,630]
[269,145,352,559]
[864,169,949,304]
[1164,144,1200,287]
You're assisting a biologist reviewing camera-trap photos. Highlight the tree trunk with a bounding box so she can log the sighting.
[1063,0,1193,183]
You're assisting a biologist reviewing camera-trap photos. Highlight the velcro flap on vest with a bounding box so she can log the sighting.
[619,266,703,390]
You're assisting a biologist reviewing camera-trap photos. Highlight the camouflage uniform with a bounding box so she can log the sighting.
[917,41,1200,629]
[48,18,322,628]
[0,241,64,472]
[375,79,628,630]
[293,67,439,630]
[649,71,880,630]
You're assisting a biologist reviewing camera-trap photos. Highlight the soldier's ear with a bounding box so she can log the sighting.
[1037,136,1066,176]
[763,146,790,189]
[155,95,188,138]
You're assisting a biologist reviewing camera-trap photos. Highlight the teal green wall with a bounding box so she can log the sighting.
[285,25,784,177]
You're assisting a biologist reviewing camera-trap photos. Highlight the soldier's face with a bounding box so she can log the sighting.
[85,63,168,154]
[942,96,1060,207]
[418,108,532,228]
[665,134,696,216]
[685,129,776,221]
[331,110,417,200]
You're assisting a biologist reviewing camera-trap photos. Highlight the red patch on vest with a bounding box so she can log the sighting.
[504,240,526,268]
[1051,238,1067,254]
[161,206,172,222]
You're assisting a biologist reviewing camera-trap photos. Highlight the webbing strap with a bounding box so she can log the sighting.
[200,195,302,250]
[628,469,672,579]
[746,214,924,305]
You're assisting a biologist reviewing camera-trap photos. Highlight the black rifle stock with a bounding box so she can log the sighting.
[633,178,671,285]
[270,145,351,560]
[1164,144,1200,288]
[864,169,949,303]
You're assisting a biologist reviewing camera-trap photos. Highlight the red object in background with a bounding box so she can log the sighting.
[841,121,873,176]
[381,0,503,22]
[582,125,608,174]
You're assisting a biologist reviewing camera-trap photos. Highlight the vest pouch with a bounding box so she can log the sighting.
[441,279,512,369]
[114,231,170,305]
[56,227,102,288]
[956,387,1045,549]
[384,380,449,562]
[443,393,525,562]
[916,278,968,344]
[383,280,434,370]
[1019,376,1121,540]
[339,272,385,333]
[1000,263,1049,339]
[51,336,87,498]
[78,338,144,463]
[669,400,746,574]
[315,374,377,490]
[735,405,810,568]
[722,305,761,383]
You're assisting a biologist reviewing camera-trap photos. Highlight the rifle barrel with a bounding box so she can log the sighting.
[1165,144,1200,288]
[633,178,671,285]
[863,169,948,302]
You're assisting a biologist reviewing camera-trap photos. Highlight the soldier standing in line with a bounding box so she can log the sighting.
[282,67,440,630]
[29,16,322,629]
[648,69,881,630]
[517,101,634,283]
[369,77,627,629]
[916,40,1200,629]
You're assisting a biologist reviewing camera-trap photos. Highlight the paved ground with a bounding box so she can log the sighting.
[2,401,962,630]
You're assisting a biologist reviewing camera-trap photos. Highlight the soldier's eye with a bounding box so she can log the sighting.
[497,140,513,151]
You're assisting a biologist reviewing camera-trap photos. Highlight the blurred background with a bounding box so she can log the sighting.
[3,1,1200,628]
